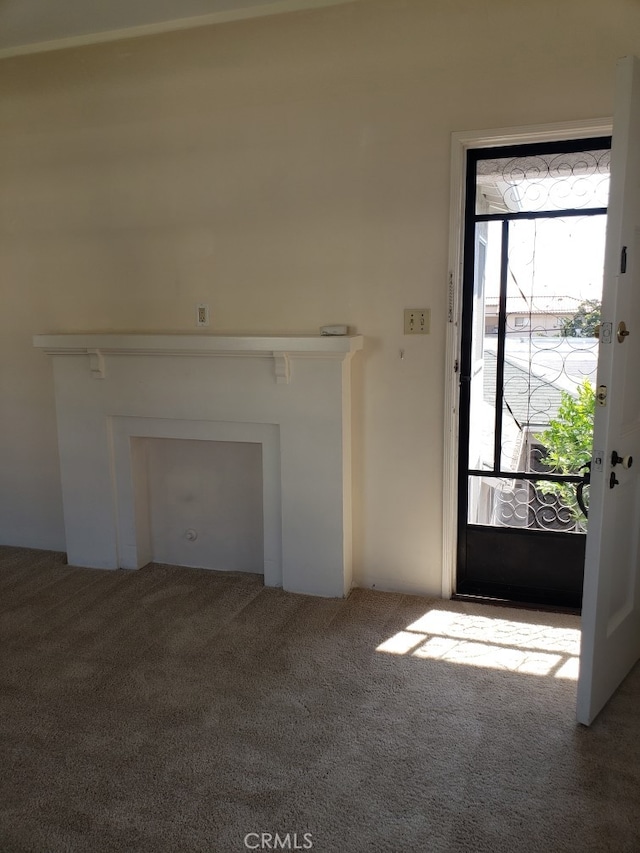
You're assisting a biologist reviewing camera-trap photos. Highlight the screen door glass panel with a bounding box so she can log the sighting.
[466,150,609,535]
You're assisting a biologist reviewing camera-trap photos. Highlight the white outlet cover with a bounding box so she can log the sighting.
[196,303,210,327]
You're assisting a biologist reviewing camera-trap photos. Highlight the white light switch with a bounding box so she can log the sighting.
[404,308,430,334]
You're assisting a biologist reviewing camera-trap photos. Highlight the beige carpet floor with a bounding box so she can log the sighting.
[1,545,640,853]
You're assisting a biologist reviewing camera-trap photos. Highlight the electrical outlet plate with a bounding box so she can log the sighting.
[404,308,430,334]
[196,303,210,327]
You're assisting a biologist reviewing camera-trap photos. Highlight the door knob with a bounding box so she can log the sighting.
[611,451,633,469]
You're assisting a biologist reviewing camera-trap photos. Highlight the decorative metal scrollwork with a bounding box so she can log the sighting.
[492,478,588,534]
[476,149,610,214]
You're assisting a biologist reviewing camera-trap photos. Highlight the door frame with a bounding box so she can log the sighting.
[442,118,613,600]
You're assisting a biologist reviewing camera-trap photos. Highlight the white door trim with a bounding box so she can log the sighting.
[442,118,613,600]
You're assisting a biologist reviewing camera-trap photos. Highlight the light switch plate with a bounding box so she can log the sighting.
[404,309,430,334]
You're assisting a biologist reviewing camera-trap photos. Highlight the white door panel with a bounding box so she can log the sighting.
[578,56,640,725]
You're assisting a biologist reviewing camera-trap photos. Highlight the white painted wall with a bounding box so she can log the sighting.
[2,0,639,594]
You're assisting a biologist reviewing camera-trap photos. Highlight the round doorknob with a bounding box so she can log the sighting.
[611,451,633,469]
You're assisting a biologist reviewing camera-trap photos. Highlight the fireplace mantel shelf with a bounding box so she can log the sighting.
[34,333,364,383]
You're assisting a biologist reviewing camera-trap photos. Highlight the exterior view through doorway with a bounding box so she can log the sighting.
[456,137,611,609]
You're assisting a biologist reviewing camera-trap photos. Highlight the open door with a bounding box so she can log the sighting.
[577,55,640,725]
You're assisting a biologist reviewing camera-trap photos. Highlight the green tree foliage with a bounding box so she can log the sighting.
[561,299,601,338]
[536,380,595,521]
[537,380,595,474]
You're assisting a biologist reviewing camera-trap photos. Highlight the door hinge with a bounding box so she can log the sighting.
[621,246,627,274]
[454,359,459,373]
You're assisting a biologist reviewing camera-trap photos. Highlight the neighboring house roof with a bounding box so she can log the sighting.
[484,295,582,316]
[482,349,566,428]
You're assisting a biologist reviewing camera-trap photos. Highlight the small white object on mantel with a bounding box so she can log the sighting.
[320,324,349,336]
[33,332,364,598]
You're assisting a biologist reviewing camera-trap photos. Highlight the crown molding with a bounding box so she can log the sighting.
[0,0,358,60]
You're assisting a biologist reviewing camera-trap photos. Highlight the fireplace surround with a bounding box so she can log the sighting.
[34,333,363,597]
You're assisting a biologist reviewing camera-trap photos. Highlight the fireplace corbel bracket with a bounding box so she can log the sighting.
[273,351,291,384]
[88,349,105,380]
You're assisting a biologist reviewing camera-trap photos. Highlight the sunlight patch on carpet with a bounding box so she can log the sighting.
[376,608,580,679]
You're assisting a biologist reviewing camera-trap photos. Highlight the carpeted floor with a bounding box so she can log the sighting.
[1,546,639,853]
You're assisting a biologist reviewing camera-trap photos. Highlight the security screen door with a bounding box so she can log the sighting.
[456,137,611,609]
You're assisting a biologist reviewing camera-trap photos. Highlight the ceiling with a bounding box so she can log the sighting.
[0,0,356,58]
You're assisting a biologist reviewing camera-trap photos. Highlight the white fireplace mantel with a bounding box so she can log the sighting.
[33,333,363,384]
[35,332,363,597]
